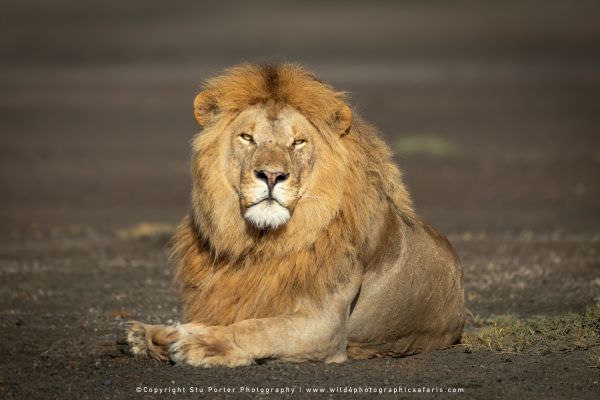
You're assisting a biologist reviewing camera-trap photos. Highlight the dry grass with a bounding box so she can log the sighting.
[117,222,175,241]
[462,304,600,355]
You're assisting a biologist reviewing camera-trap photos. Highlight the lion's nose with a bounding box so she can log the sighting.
[254,169,289,191]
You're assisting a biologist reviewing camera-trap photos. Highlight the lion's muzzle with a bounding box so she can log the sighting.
[243,168,292,230]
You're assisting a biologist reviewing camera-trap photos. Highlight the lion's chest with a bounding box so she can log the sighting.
[188,260,322,325]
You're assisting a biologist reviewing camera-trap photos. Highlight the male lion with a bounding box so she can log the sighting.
[127,63,465,367]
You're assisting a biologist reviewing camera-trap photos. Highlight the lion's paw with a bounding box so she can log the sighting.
[169,325,252,368]
[125,321,148,356]
[125,321,180,361]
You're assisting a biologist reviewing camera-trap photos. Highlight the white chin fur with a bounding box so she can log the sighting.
[244,201,290,230]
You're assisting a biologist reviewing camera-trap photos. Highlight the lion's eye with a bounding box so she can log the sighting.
[292,138,306,148]
[239,133,254,142]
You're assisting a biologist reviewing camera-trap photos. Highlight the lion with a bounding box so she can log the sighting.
[126,63,465,367]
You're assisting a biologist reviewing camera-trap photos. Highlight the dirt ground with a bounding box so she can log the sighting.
[1,1,599,399]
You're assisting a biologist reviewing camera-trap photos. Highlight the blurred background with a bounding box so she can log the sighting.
[1,0,599,236]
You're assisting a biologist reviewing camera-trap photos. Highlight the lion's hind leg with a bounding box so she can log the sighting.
[126,321,179,361]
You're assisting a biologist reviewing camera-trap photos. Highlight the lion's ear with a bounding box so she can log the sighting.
[193,90,219,127]
[334,104,352,135]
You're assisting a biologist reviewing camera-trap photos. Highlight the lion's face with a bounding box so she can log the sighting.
[191,64,353,243]
[224,104,318,230]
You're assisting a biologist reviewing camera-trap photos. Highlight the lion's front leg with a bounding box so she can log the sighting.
[127,315,348,367]
[166,314,348,368]
[166,281,360,368]
[126,321,181,361]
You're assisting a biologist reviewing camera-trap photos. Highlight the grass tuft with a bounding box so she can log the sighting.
[587,351,600,368]
[394,135,459,157]
[462,304,600,354]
